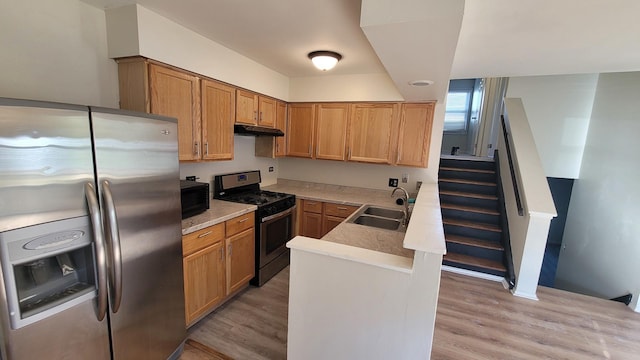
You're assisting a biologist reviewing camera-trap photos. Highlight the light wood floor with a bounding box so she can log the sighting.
[187,267,289,360]
[188,267,640,359]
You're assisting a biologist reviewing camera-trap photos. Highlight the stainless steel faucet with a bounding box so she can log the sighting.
[391,187,410,226]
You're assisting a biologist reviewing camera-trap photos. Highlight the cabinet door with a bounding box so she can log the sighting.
[287,103,315,158]
[183,241,225,326]
[236,89,259,125]
[348,103,399,164]
[226,228,255,294]
[275,101,287,157]
[201,79,235,160]
[396,103,434,167]
[301,211,323,239]
[258,96,276,128]
[149,64,201,161]
[322,215,345,236]
[315,103,349,161]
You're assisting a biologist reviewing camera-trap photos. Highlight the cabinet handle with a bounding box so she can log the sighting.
[197,230,212,238]
[239,218,248,223]
[254,110,258,122]
[260,111,263,121]
[307,201,317,205]
[205,142,209,156]
[276,142,279,153]
[348,147,351,159]
[228,244,232,256]
[396,150,400,163]
[337,207,348,210]
[194,142,200,157]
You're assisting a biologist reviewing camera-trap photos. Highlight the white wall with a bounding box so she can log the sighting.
[289,74,403,102]
[106,4,290,101]
[0,0,118,107]
[555,72,640,306]
[506,74,598,179]
[179,136,278,187]
[279,102,445,189]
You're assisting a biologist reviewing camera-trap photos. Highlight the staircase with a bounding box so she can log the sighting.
[439,157,510,279]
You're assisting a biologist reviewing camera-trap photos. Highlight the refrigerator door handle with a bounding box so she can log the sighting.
[102,180,123,314]
[85,182,109,321]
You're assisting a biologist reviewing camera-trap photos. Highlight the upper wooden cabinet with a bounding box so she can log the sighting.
[201,79,235,160]
[255,100,287,158]
[148,63,201,161]
[275,101,287,156]
[396,103,435,168]
[236,90,276,127]
[315,103,350,161]
[287,103,316,158]
[348,103,400,164]
[116,58,235,162]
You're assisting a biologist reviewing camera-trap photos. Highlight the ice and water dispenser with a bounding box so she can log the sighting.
[0,216,97,329]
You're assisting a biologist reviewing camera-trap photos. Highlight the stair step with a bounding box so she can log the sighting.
[439,178,496,187]
[443,253,506,272]
[440,203,499,216]
[446,234,503,251]
[443,218,502,232]
[440,166,495,175]
[439,190,498,201]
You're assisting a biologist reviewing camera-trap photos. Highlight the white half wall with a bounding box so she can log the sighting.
[555,72,640,307]
[506,74,598,179]
[106,4,290,100]
[500,98,557,300]
[0,0,118,107]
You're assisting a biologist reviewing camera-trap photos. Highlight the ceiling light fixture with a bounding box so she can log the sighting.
[308,51,342,71]
[408,80,435,87]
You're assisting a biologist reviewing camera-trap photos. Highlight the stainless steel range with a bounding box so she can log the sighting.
[213,171,295,286]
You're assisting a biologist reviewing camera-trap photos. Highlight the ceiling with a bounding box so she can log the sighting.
[84,0,640,97]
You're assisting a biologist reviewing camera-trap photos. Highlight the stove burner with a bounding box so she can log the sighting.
[224,190,292,206]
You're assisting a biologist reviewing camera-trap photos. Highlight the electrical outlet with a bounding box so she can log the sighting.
[401,173,408,183]
[269,166,274,172]
[416,181,422,191]
[388,178,398,187]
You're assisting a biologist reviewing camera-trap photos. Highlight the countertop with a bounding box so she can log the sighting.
[181,200,257,235]
[264,179,415,258]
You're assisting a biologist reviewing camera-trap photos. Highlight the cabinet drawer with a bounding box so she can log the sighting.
[323,203,359,218]
[226,212,255,237]
[303,199,323,214]
[182,223,225,256]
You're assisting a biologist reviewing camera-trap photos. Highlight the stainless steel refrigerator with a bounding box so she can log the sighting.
[0,98,185,359]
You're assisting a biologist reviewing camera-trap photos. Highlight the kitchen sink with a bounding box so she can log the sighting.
[352,215,401,230]
[363,206,404,219]
[347,205,407,232]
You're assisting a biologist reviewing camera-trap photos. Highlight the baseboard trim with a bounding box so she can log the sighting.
[441,265,505,283]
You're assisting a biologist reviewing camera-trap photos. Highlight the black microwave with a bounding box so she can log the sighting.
[180,180,210,219]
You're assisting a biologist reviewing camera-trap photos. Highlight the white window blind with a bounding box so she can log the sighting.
[444,91,471,132]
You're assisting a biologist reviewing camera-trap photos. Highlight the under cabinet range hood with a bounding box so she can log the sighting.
[234,124,284,137]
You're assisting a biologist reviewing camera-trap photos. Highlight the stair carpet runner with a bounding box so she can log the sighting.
[438,157,507,277]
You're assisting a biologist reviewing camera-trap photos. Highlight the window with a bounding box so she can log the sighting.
[444,79,476,133]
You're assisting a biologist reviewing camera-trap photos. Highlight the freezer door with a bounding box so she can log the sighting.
[90,108,186,359]
[0,98,94,232]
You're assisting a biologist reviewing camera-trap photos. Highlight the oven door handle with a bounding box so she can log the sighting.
[262,205,296,223]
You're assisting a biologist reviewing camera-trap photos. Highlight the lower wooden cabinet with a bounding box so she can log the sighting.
[183,240,225,325]
[182,212,255,327]
[299,200,359,239]
[226,228,255,294]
